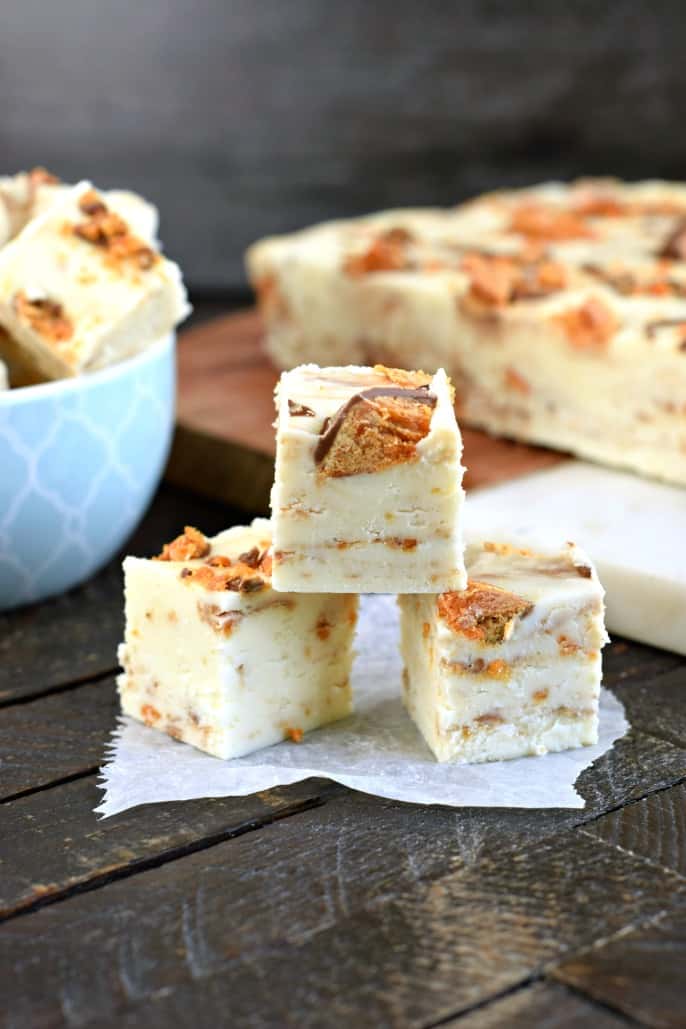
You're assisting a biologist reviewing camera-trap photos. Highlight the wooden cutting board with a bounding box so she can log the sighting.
[168,308,564,513]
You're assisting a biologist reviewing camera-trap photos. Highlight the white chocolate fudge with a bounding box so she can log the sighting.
[118,521,358,760]
[0,357,7,390]
[0,181,189,379]
[399,540,608,763]
[247,178,686,486]
[0,167,158,248]
[271,364,466,594]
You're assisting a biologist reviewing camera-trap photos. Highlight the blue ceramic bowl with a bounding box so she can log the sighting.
[0,334,175,610]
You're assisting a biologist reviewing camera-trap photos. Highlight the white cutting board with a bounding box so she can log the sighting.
[464,462,685,655]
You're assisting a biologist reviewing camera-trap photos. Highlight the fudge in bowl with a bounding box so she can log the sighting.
[0,169,189,609]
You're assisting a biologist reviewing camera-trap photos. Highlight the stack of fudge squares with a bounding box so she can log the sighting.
[119,363,608,765]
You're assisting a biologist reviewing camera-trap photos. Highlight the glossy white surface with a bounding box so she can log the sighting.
[464,461,686,654]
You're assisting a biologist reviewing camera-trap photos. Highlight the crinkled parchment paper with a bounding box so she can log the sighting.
[98,595,628,816]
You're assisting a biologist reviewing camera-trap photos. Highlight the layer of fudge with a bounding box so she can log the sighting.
[271,363,466,593]
[0,357,7,390]
[247,178,686,486]
[118,520,358,760]
[0,181,188,379]
[398,540,608,763]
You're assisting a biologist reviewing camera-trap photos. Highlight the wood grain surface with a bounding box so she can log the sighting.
[1,474,685,1028]
[168,309,564,511]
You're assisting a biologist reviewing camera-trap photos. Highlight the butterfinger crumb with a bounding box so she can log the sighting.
[156,526,210,562]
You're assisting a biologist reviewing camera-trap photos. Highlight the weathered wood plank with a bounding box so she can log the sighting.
[1,699,684,912]
[2,802,682,1028]
[0,678,117,801]
[441,981,628,1028]
[583,780,686,880]
[0,562,123,705]
[612,665,686,752]
[571,729,686,825]
[602,637,683,692]
[0,484,242,706]
[0,775,335,919]
[554,903,686,1029]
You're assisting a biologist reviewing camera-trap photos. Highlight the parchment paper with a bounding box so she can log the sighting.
[97,595,628,817]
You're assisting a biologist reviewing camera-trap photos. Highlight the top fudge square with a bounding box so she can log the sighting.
[271,364,466,593]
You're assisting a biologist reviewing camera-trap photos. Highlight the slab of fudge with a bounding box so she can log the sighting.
[0,167,158,248]
[271,363,466,594]
[247,178,686,486]
[118,520,358,760]
[398,540,608,763]
[0,181,188,379]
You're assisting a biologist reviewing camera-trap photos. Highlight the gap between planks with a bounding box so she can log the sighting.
[0,766,100,807]
[422,975,643,1028]
[2,764,685,931]
[422,844,685,1028]
[0,667,117,712]
[0,790,331,925]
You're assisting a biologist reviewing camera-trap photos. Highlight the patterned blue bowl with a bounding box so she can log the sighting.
[0,334,175,610]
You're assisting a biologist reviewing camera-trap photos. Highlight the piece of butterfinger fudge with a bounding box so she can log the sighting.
[0,167,158,249]
[271,364,466,593]
[399,540,608,763]
[118,520,358,760]
[0,181,189,379]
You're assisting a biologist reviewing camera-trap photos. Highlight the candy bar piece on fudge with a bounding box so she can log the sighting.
[0,181,188,379]
[118,520,358,760]
[398,540,608,763]
[270,363,467,594]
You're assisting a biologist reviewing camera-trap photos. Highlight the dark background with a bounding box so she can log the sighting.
[3,0,685,294]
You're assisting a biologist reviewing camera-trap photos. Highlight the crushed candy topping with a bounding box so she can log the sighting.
[74,189,157,270]
[155,526,210,562]
[555,297,618,351]
[13,290,73,343]
[343,228,414,276]
[509,202,594,241]
[158,530,274,593]
[461,253,569,307]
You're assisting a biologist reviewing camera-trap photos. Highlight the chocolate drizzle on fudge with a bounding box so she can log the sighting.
[314,384,437,477]
[288,399,315,417]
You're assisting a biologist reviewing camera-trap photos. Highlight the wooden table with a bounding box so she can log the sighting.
[2,479,685,1028]
[2,302,686,1027]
